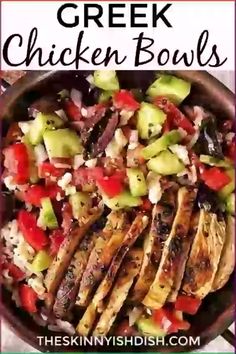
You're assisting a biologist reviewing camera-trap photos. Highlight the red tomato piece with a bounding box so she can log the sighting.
[201,167,231,191]
[64,100,82,121]
[97,174,124,198]
[24,185,48,206]
[153,307,190,334]
[18,210,48,251]
[154,97,195,135]
[46,184,62,200]
[113,90,140,111]
[3,263,25,281]
[175,295,202,315]
[49,229,65,256]
[3,143,29,184]
[38,162,66,179]
[19,284,38,313]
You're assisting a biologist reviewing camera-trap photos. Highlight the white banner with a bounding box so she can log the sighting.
[1,1,234,70]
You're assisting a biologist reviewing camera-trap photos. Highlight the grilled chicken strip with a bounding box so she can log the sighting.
[77,211,129,306]
[93,249,143,336]
[76,214,148,335]
[131,192,176,302]
[44,207,103,308]
[181,210,226,299]
[143,187,197,309]
[53,231,99,318]
[212,216,235,292]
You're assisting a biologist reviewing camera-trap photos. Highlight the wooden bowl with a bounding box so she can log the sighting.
[0,70,234,352]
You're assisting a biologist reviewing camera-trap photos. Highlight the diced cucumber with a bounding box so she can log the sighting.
[200,155,233,169]
[136,317,166,337]
[69,192,92,220]
[103,191,142,210]
[127,168,147,197]
[43,129,83,159]
[225,193,235,214]
[98,90,114,103]
[38,197,58,230]
[137,102,166,139]
[146,74,191,105]
[218,169,235,200]
[93,70,120,91]
[142,130,181,159]
[147,150,185,175]
[28,112,64,145]
[22,135,39,183]
[31,250,52,272]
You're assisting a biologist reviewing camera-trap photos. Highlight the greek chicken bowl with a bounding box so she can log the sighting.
[0,70,235,352]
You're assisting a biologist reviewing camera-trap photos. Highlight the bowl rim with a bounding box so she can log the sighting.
[0,69,235,353]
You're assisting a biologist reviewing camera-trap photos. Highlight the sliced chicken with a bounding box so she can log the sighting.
[212,216,235,291]
[131,192,176,302]
[143,187,197,309]
[181,210,226,299]
[53,231,98,318]
[76,211,129,306]
[44,207,103,308]
[93,249,143,336]
[167,211,199,302]
[76,214,148,335]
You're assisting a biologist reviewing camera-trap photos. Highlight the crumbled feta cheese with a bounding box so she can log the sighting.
[128,130,139,150]
[119,110,134,126]
[81,107,88,117]
[169,144,190,165]
[3,176,17,191]
[28,276,46,296]
[34,144,48,164]
[142,215,149,225]
[56,192,63,201]
[57,173,72,190]
[105,128,128,158]
[147,172,162,204]
[18,121,33,135]
[73,154,85,169]
[85,158,97,168]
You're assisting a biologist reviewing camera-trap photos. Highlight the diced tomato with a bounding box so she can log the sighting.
[64,100,82,121]
[61,202,73,234]
[140,198,152,211]
[113,90,140,111]
[87,167,104,182]
[115,320,138,336]
[154,97,195,135]
[162,114,171,133]
[49,229,65,256]
[24,185,48,206]
[4,123,22,145]
[19,284,38,313]
[18,210,48,251]
[127,144,145,167]
[3,143,30,184]
[24,184,62,206]
[38,162,66,179]
[153,307,190,334]
[175,295,202,315]
[3,263,25,281]
[201,167,231,191]
[97,174,124,198]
